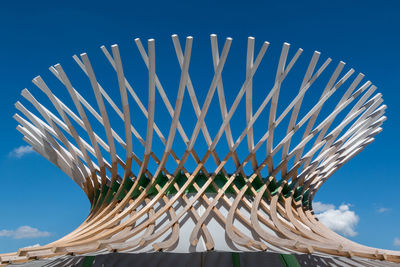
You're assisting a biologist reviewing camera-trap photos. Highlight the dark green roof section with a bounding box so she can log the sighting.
[279,254,301,267]
[294,186,304,202]
[81,255,95,267]
[93,173,311,210]
[131,174,151,199]
[231,252,240,267]
[268,179,281,195]
[117,177,134,201]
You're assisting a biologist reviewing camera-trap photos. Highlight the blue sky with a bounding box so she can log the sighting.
[0,0,399,253]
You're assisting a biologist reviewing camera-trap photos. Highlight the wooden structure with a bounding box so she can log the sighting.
[1,34,399,265]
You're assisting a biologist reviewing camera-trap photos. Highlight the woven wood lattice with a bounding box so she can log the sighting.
[2,34,398,265]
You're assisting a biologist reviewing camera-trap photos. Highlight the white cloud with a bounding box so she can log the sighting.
[8,145,34,158]
[394,237,400,247]
[377,207,390,213]
[313,201,335,213]
[314,202,359,237]
[0,226,50,239]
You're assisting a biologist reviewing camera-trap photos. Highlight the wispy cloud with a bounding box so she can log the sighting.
[394,237,400,247]
[0,226,50,239]
[377,207,390,213]
[313,202,359,237]
[8,145,34,158]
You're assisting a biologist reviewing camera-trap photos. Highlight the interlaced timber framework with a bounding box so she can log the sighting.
[1,34,399,265]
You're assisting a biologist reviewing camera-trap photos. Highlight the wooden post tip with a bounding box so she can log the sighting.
[32,76,41,82]
[21,89,29,96]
